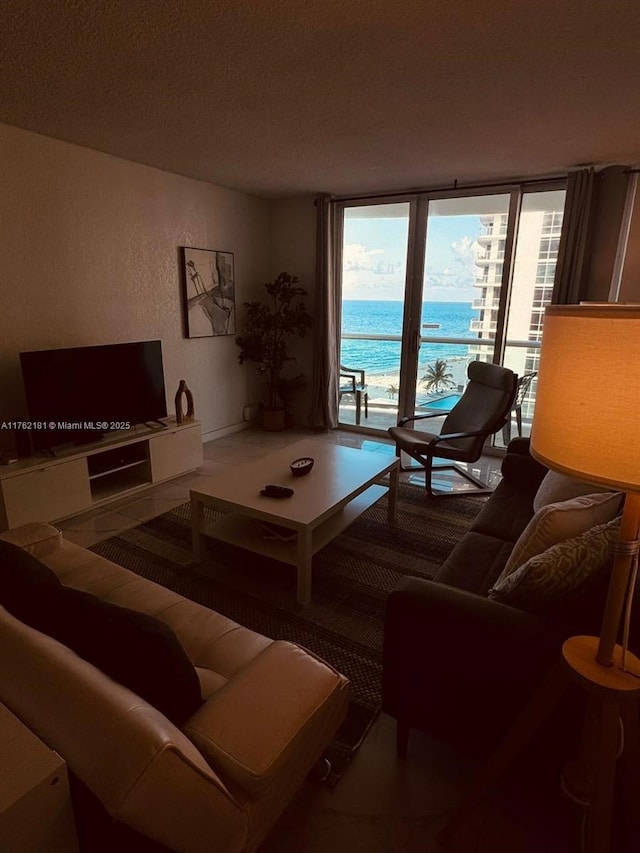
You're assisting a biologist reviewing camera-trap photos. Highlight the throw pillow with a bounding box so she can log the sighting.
[489,517,620,611]
[498,490,623,582]
[0,539,62,623]
[12,579,203,727]
[533,469,615,513]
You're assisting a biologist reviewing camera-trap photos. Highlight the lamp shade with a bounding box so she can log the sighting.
[530,304,640,493]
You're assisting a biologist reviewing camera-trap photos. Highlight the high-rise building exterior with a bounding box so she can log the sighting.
[469,208,564,423]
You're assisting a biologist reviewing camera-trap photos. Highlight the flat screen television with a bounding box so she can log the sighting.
[20,340,167,451]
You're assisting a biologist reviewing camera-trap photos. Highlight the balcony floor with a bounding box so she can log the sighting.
[338,398,531,452]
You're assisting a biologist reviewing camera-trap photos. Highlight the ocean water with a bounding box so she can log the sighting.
[340,300,478,376]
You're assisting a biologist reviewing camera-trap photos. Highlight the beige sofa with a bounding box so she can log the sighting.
[0,522,350,853]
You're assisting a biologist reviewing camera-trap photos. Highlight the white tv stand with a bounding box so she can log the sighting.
[0,420,202,530]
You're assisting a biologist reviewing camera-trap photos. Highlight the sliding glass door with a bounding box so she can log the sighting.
[338,200,412,428]
[404,193,512,426]
[337,184,566,441]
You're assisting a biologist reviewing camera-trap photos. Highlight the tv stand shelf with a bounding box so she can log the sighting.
[89,458,148,482]
[0,420,202,530]
[88,443,152,501]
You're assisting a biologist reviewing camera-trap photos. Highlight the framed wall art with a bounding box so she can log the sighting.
[180,247,236,338]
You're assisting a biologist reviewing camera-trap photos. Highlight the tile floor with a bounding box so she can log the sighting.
[56,427,576,853]
[57,426,503,549]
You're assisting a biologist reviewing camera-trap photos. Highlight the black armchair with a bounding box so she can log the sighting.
[388,361,517,496]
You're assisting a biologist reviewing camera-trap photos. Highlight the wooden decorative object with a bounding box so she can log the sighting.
[175,380,195,424]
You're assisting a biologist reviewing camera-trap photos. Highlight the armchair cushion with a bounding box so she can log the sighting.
[388,425,472,460]
[435,450,546,594]
[433,530,514,594]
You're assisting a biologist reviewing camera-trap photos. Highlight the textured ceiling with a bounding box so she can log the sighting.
[1,0,640,198]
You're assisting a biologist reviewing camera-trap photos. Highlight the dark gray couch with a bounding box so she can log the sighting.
[382,438,624,757]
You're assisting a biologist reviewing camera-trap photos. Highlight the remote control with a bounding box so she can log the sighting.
[260,484,294,498]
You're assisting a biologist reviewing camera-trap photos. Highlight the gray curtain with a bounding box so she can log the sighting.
[552,167,596,304]
[308,195,340,428]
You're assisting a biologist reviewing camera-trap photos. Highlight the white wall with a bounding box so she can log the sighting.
[0,123,269,449]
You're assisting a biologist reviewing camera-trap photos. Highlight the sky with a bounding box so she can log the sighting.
[342,214,482,302]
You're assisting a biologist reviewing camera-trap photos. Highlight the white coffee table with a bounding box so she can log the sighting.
[190,439,399,605]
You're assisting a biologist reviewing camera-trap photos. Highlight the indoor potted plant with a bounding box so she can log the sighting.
[236,272,313,431]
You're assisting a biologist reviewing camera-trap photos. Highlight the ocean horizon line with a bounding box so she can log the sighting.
[342,297,473,304]
[340,300,479,376]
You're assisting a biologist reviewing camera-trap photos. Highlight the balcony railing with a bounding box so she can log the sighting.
[341,332,541,349]
[339,331,541,435]
[470,319,497,333]
[473,277,502,288]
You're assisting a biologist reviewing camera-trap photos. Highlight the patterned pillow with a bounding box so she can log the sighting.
[497,491,623,582]
[489,517,620,610]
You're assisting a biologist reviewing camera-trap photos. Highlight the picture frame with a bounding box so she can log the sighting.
[180,247,236,338]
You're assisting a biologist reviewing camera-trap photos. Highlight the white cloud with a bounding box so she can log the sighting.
[343,243,385,272]
[419,233,481,298]
[342,241,406,299]
[341,234,481,302]
[450,235,481,259]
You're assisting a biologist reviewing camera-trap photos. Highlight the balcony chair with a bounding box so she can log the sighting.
[388,361,517,497]
[339,365,368,426]
[501,371,537,445]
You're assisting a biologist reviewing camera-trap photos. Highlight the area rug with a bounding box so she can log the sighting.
[89,484,485,780]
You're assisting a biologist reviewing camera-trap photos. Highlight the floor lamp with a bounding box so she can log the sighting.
[444,304,640,853]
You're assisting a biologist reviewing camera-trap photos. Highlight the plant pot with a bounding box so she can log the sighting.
[262,407,286,432]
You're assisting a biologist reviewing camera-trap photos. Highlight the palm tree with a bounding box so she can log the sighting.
[387,383,398,399]
[421,359,455,394]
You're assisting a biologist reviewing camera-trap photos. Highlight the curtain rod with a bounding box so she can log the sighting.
[328,173,566,203]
